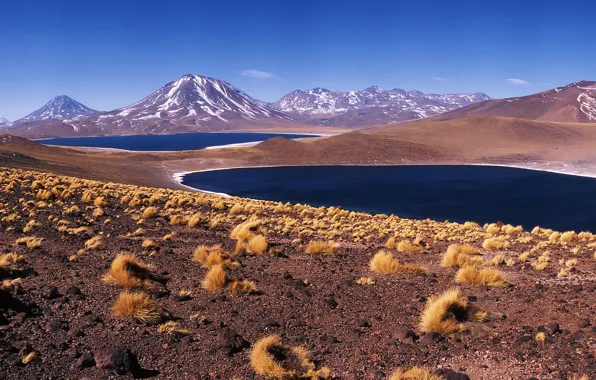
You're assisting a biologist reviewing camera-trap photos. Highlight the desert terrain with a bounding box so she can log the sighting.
[0,167,594,379]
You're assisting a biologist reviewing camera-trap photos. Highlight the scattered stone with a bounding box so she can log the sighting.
[42,286,60,300]
[216,327,249,356]
[546,323,560,335]
[66,286,82,296]
[436,369,471,380]
[95,347,139,376]
[77,352,95,370]
[326,298,338,309]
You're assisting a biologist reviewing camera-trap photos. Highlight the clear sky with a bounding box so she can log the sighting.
[1,0,595,120]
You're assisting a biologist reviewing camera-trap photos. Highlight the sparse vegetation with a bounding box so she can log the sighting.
[112,291,161,323]
[455,267,507,287]
[419,288,469,334]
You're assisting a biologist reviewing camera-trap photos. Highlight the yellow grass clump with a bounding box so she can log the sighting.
[102,254,156,289]
[112,291,161,323]
[482,237,509,250]
[16,236,42,249]
[84,235,103,250]
[0,253,24,269]
[246,234,268,255]
[187,213,205,228]
[369,251,428,275]
[231,219,263,241]
[356,277,374,285]
[202,264,226,292]
[487,254,506,266]
[397,240,426,254]
[157,321,190,335]
[142,206,158,219]
[228,279,258,294]
[455,267,506,287]
[560,231,577,242]
[249,335,330,379]
[304,240,339,255]
[419,288,468,334]
[389,367,444,380]
[192,244,236,268]
[440,248,483,268]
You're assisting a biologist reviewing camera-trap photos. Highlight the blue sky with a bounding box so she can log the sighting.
[1,0,595,120]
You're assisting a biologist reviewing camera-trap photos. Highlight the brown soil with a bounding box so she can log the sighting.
[0,168,594,379]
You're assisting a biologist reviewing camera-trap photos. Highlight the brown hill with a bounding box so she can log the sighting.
[436,81,596,123]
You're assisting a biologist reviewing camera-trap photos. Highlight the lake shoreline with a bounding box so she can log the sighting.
[173,163,596,231]
[173,161,596,196]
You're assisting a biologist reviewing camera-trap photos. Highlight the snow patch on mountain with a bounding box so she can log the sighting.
[578,93,596,121]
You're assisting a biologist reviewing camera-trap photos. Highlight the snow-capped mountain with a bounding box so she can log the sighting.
[17,95,98,122]
[104,73,292,124]
[0,117,9,124]
[6,74,296,137]
[271,86,491,127]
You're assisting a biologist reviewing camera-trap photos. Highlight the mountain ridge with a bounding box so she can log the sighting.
[270,86,490,127]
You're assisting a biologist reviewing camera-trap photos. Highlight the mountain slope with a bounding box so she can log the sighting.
[0,117,9,124]
[8,74,299,137]
[436,81,596,123]
[271,86,490,127]
[16,95,98,122]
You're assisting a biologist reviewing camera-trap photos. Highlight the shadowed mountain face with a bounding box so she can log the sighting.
[270,86,490,127]
[437,81,596,123]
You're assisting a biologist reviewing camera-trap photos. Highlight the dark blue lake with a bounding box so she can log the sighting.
[36,132,316,151]
[182,165,596,231]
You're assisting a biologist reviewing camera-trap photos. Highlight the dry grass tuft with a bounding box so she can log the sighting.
[397,240,426,254]
[369,251,428,275]
[16,236,42,249]
[356,277,374,285]
[142,206,158,219]
[249,335,330,379]
[192,245,236,268]
[202,264,226,292]
[455,267,506,287]
[112,291,161,323]
[419,288,468,334]
[388,367,444,380]
[228,279,258,294]
[102,253,156,289]
[441,248,483,268]
[250,335,295,379]
[482,237,509,250]
[231,219,263,241]
[304,240,339,255]
[157,321,190,335]
[0,253,24,269]
[246,234,268,255]
[84,235,103,250]
[487,254,506,266]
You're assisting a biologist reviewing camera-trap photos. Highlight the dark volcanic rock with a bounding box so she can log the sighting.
[95,347,139,376]
[216,327,249,356]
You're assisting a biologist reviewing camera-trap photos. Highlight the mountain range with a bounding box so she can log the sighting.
[1,74,491,137]
[270,87,490,127]
[4,74,596,139]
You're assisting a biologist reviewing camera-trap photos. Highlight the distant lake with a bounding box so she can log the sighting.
[182,165,596,232]
[36,132,317,151]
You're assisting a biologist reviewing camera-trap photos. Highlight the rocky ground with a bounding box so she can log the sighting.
[0,168,594,379]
